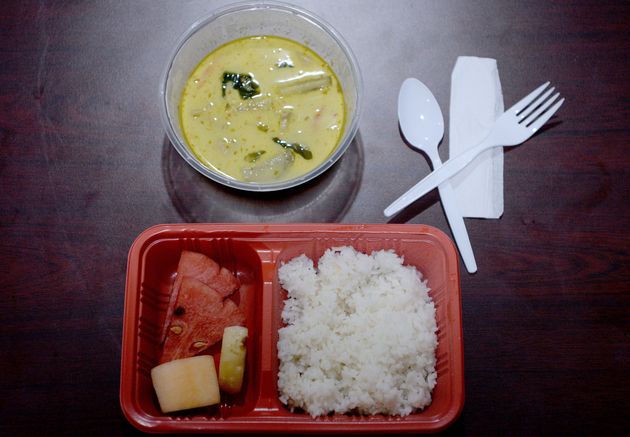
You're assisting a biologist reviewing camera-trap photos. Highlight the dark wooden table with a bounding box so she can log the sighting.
[2,0,629,435]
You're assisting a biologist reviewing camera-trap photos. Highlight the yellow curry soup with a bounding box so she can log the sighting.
[180,36,346,183]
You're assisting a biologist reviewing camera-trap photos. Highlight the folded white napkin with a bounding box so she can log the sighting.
[449,56,505,219]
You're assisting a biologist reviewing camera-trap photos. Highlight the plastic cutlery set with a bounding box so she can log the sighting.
[385,80,564,273]
[396,78,478,273]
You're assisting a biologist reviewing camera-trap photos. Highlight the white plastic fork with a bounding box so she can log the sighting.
[384,82,565,218]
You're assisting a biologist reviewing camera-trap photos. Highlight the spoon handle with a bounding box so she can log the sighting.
[385,146,478,273]
[437,180,478,273]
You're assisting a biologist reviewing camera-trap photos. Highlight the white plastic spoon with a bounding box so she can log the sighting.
[388,78,477,273]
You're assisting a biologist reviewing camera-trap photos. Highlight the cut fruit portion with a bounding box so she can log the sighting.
[151,355,220,413]
[219,326,248,394]
[175,250,240,297]
[213,266,241,298]
[160,277,246,363]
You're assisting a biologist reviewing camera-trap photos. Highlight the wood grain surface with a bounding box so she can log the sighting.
[1,0,628,435]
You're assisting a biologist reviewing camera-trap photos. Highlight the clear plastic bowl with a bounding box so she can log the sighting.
[159,1,363,192]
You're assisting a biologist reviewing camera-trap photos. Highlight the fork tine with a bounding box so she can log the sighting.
[518,87,555,121]
[529,98,565,133]
[510,82,550,115]
[522,92,560,125]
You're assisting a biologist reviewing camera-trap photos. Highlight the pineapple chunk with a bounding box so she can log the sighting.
[218,326,248,394]
[150,355,220,413]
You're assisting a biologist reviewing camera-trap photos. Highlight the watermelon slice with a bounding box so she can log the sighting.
[175,250,240,298]
[159,251,245,363]
[160,276,246,363]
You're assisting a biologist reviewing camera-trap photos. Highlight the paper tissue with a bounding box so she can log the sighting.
[449,56,505,219]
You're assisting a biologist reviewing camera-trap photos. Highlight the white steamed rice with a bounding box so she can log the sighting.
[277,246,437,417]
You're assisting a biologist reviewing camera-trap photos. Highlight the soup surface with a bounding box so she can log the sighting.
[180,36,345,183]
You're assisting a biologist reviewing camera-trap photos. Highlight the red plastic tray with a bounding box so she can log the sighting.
[120,224,464,433]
